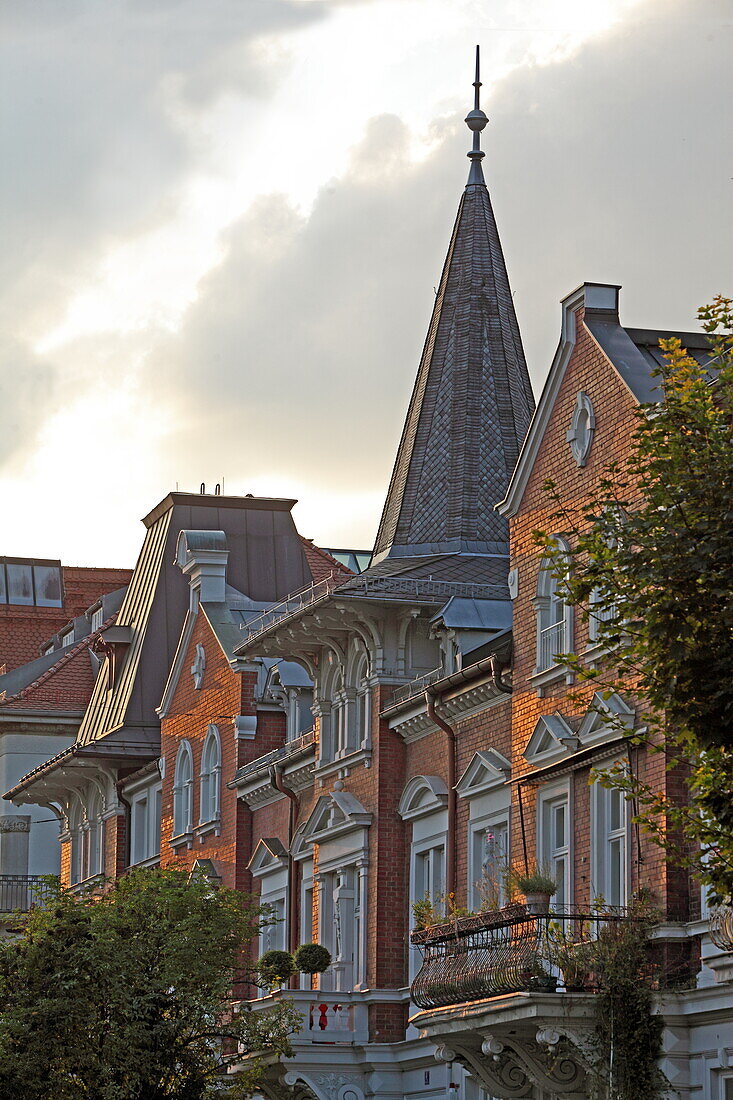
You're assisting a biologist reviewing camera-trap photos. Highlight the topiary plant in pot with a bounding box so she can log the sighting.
[294,943,332,975]
[258,949,297,989]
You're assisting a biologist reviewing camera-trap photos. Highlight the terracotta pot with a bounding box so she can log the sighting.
[524,892,551,915]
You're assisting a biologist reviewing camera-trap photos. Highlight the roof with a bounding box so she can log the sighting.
[372,162,535,563]
[498,283,713,518]
[0,614,116,713]
[299,537,354,583]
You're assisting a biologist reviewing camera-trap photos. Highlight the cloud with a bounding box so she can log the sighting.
[143,0,731,548]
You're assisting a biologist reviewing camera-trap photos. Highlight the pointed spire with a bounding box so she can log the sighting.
[372,48,535,565]
[465,44,488,187]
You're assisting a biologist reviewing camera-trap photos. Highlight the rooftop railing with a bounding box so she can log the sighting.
[0,874,53,913]
[238,573,507,648]
[410,904,634,1010]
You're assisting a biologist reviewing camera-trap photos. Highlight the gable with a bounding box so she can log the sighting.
[498,284,638,520]
[524,714,578,765]
[248,838,288,876]
[578,692,635,747]
[456,750,511,798]
[398,775,449,821]
[302,790,372,846]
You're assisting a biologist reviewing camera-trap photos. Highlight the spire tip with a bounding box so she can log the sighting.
[465,44,488,184]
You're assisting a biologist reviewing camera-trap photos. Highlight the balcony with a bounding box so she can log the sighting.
[411,903,633,1009]
[0,874,52,913]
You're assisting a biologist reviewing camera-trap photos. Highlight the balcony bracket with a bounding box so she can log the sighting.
[438,1041,533,1098]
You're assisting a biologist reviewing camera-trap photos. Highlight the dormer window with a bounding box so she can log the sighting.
[60,629,75,648]
[90,605,105,632]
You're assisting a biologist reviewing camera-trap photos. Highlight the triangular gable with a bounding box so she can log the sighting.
[248,837,288,876]
[498,283,627,520]
[578,692,635,748]
[524,714,579,765]
[302,790,372,845]
[456,750,511,799]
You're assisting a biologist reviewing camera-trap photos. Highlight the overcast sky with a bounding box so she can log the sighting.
[1,0,730,567]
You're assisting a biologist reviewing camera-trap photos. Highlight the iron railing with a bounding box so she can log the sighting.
[537,621,566,671]
[238,573,507,647]
[232,729,315,783]
[0,874,51,913]
[391,666,445,706]
[710,905,733,951]
[410,904,633,1010]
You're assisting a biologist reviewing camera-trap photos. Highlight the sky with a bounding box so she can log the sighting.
[1,0,731,567]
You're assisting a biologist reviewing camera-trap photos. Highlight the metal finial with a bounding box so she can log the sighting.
[465,44,488,186]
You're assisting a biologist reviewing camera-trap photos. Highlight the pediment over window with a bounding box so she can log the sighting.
[302,789,372,845]
[248,837,288,876]
[578,692,635,747]
[523,714,579,765]
[398,775,449,821]
[456,750,511,799]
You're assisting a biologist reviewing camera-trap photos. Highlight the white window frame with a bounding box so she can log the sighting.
[469,813,510,912]
[90,605,105,632]
[197,725,221,836]
[591,760,629,908]
[531,539,573,693]
[537,780,571,909]
[172,741,194,847]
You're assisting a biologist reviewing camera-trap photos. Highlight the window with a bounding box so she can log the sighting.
[0,559,62,607]
[567,391,595,467]
[60,629,75,648]
[249,840,289,961]
[592,767,628,907]
[90,605,105,632]
[538,785,570,908]
[199,726,221,825]
[319,866,359,992]
[173,742,194,839]
[399,776,449,980]
[534,540,572,676]
[130,783,162,865]
[471,820,509,911]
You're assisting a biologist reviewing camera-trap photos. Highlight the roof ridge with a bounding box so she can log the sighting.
[0,613,117,705]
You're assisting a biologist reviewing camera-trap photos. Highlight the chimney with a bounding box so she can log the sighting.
[175,530,229,605]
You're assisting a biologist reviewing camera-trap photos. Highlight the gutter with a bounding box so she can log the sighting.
[269,765,300,975]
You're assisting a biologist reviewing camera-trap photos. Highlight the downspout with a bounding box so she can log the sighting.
[115,779,132,872]
[269,766,299,970]
[425,690,457,901]
[489,652,512,694]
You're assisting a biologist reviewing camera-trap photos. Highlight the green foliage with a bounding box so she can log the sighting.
[0,869,299,1099]
[257,949,297,988]
[411,894,441,930]
[506,862,557,898]
[536,296,733,903]
[589,902,666,1100]
[293,943,331,974]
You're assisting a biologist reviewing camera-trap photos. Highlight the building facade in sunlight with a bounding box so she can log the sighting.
[6,62,732,1100]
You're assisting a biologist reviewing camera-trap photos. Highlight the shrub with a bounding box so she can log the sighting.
[294,943,331,974]
[257,949,296,987]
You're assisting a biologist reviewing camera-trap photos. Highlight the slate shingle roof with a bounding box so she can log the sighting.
[373,169,535,563]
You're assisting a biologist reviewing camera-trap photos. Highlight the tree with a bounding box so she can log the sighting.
[0,868,301,1099]
[537,296,733,904]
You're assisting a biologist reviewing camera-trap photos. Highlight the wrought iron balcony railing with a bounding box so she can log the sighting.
[710,905,733,951]
[0,874,52,913]
[410,903,633,1010]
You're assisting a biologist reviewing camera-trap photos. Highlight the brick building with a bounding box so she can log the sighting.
[6,62,733,1100]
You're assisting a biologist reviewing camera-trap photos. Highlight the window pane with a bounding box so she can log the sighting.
[0,566,6,603]
[34,565,62,607]
[554,803,566,849]
[610,788,622,833]
[7,564,33,605]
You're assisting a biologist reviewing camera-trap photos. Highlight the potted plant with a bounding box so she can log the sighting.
[547,921,593,991]
[257,949,297,989]
[525,958,558,993]
[294,943,332,975]
[507,864,558,915]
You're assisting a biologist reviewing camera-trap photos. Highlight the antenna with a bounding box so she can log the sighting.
[214,483,221,496]
[200,482,206,494]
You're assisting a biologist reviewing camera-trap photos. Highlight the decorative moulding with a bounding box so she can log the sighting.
[523,713,579,766]
[456,750,511,799]
[397,775,449,821]
[566,391,596,467]
[577,692,635,747]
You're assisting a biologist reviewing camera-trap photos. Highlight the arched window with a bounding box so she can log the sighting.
[173,741,194,838]
[199,725,221,825]
[69,799,83,886]
[534,539,572,674]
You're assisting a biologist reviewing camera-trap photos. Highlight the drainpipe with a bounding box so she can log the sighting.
[489,652,512,694]
[425,690,457,901]
[269,766,299,968]
[115,779,132,872]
